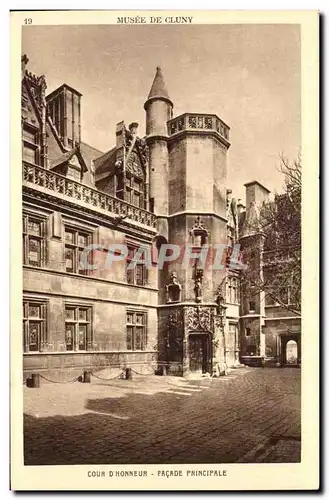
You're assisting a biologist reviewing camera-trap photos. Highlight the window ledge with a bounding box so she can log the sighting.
[23,265,158,292]
[23,350,157,355]
[240,313,261,319]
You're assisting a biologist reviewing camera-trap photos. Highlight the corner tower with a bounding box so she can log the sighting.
[144,67,173,237]
[157,108,232,377]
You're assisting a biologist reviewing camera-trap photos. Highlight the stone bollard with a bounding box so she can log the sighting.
[26,373,40,388]
[125,367,133,380]
[83,370,91,383]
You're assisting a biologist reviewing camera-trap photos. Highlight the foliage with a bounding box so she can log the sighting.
[240,155,301,316]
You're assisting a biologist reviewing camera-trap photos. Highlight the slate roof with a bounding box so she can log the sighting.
[146,66,172,102]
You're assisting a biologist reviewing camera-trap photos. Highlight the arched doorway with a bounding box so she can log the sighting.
[286,340,298,365]
[280,335,300,366]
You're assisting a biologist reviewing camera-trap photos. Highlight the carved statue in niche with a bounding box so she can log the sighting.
[194,269,203,303]
[226,188,238,241]
[215,286,225,316]
[189,216,209,246]
[165,272,181,303]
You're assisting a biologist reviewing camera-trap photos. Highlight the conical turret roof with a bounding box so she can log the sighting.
[145,66,173,107]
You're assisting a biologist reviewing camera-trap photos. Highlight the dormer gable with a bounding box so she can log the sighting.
[94,121,149,209]
[50,148,88,182]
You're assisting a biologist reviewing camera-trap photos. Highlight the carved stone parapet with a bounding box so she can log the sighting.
[168,113,230,142]
[22,162,157,229]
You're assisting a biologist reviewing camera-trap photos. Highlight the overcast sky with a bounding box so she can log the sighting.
[22,24,300,201]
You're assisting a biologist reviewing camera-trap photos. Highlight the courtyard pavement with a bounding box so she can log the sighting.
[23,367,301,465]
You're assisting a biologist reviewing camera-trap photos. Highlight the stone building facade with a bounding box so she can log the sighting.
[238,181,301,367]
[21,57,300,380]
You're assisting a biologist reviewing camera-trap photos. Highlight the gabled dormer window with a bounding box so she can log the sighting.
[125,174,145,208]
[115,159,146,209]
[67,164,82,182]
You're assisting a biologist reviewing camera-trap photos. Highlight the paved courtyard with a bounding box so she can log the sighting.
[24,367,301,465]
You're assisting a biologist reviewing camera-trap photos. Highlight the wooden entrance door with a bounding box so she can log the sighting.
[189,334,210,373]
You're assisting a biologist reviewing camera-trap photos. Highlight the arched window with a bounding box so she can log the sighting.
[286,340,298,365]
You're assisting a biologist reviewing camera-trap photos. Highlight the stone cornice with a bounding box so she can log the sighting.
[23,187,156,241]
[265,316,301,322]
[23,265,159,294]
[24,350,157,356]
[158,302,218,308]
[145,134,169,143]
[167,128,230,149]
[156,210,228,224]
[144,95,173,110]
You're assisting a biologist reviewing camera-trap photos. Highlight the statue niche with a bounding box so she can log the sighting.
[194,269,203,303]
[165,272,181,303]
[189,216,209,247]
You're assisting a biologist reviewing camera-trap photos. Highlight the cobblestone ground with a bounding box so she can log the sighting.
[24,367,300,465]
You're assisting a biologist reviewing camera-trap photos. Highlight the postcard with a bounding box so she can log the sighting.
[10,10,319,491]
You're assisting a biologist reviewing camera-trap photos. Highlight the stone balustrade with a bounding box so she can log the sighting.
[23,162,157,229]
[167,113,230,141]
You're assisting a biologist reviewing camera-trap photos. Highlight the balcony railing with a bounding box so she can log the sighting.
[167,113,230,142]
[23,162,157,229]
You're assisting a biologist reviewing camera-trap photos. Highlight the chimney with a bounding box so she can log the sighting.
[46,84,82,149]
[244,181,270,208]
[116,121,125,149]
[21,54,29,76]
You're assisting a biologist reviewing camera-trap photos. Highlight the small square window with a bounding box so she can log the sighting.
[249,301,256,312]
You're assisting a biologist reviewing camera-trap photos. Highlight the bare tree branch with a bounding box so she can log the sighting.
[240,155,301,316]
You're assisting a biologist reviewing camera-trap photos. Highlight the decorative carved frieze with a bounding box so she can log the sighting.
[126,151,144,178]
[184,306,213,333]
[166,309,183,352]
